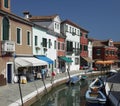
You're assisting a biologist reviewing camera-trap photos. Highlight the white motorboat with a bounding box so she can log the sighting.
[85,89,106,104]
[89,77,104,90]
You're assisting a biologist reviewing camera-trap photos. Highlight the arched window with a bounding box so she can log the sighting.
[3,17,9,40]
[4,0,8,8]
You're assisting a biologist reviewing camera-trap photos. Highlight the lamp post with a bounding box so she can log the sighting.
[12,53,23,106]
[67,62,71,80]
[18,74,24,106]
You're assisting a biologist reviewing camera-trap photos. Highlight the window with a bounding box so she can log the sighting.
[4,0,8,8]
[42,38,47,47]
[17,28,22,44]
[80,32,82,36]
[65,25,68,32]
[61,43,65,50]
[55,23,59,30]
[55,23,57,29]
[105,50,108,56]
[48,39,51,48]
[77,43,80,49]
[58,42,60,50]
[75,58,79,65]
[54,41,56,49]
[72,28,74,33]
[84,45,88,51]
[2,17,9,40]
[27,31,31,46]
[67,41,73,52]
[96,49,101,55]
[86,34,88,38]
[57,24,59,30]
[70,27,72,33]
[77,30,80,35]
[35,36,38,46]
[75,29,76,34]
[80,44,82,51]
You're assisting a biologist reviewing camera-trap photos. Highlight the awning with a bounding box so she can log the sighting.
[15,57,48,69]
[95,60,114,65]
[36,55,53,64]
[113,60,120,62]
[59,56,73,63]
[81,56,93,62]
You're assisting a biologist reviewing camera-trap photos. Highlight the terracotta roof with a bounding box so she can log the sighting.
[0,10,33,26]
[93,40,105,47]
[29,14,58,21]
[114,41,120,45]
[61,19,89,33]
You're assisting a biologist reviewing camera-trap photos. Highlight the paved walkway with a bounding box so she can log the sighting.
[0,70,99,106]
[0,71,81,106]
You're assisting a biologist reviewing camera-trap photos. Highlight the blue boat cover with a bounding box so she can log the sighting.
[36,55,53,64]
[70,76,79,83]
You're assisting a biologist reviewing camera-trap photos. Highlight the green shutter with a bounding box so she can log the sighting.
[4,0,8,8]
[42,38,47,47]
[35,36,37,46]
[49,39,51,48]
[3,17,9,40]
[54,41,56,49]
[27,31,30,45]
[17,28,20,44]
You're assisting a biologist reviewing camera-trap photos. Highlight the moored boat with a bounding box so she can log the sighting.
[80,75,87,80]
[85,89,106,104]
[89,77,104,90]
[66,76,80,85]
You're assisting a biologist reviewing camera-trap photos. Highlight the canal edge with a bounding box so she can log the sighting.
[8,71,102,106]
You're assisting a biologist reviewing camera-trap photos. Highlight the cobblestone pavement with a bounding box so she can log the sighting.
[0,70,99,106]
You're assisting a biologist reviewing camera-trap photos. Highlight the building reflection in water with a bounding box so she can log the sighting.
[32,80,88,106]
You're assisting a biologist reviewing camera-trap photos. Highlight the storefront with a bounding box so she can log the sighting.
[58,56,73,73]
[14,57,48,83]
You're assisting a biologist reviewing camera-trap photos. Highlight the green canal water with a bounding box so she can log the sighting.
[31,77,94,106]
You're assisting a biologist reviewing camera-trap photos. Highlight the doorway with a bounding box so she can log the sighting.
[7,63,13,83]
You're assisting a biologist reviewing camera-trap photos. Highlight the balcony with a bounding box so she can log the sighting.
[1,40,15,54]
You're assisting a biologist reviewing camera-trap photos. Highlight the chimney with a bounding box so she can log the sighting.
[23,11,31,19]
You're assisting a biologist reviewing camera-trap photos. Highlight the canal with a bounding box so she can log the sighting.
[31,75,100,106]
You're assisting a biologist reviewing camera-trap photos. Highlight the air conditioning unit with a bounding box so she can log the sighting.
[2,40,15,52]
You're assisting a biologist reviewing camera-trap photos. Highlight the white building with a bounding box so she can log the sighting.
[28,14,61,71]
[61,20,81,71]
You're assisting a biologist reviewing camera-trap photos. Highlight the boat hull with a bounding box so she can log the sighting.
[85,89,106,104]
[89,77,104,90]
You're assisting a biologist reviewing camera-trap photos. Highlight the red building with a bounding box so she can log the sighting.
[93,39,118,69]
[80,27,92,68]
[57,34,66,73]
[113,41,120,67]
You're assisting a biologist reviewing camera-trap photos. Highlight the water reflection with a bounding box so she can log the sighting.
[32,80,88,106]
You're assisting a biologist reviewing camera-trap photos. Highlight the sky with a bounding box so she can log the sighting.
[11,0,120,41]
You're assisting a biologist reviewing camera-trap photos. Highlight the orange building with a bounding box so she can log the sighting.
[0,0,33,85]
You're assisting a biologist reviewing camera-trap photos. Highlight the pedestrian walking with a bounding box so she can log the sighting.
[41,68,45,80]
[51,70,56,83]
[44,66,48,78]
